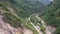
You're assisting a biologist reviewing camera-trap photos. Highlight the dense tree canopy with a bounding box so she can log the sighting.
[42,0,60,34]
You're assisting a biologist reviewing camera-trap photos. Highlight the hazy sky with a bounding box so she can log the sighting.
[39,0,53,1]
[39,0,53,5]
[49,0,53,1]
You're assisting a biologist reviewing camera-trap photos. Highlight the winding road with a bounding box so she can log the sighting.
[28,13,43,34]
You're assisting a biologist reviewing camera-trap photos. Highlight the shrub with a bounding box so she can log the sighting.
[40,26,46,32]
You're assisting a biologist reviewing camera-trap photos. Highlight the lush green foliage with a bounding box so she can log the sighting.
[10,0,46,18]
[4,13,22,27]
[42,0,60,34]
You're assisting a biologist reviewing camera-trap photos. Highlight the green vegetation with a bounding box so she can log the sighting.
[42,0,60,34]
[30,16,42,26]
[30,16,37,23]
[40,26,46,33]
[0,0,45,34]
[4,13,22,27]
[54,26,60,34]
[11,0,46,18]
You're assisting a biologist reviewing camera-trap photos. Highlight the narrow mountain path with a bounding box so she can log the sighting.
[28,13,43,34]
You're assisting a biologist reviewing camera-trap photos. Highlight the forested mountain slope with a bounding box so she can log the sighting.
[0,0,46,18]
[42,0,60,34]
[0,0,46,34]
[39,0,51,5]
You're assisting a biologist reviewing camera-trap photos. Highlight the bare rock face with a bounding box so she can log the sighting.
[22,28,33,34]
[0,28,11,34]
